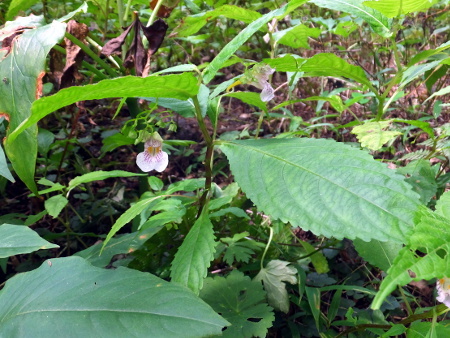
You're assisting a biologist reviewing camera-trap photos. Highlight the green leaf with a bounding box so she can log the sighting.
[170,211,216,295]
[202,1,310,83]
[139,199,186,230]
[200,270,274,338]
[6,0,40,20]
[299,240,329,274]
[305,286,322,329]
[219,138,420,242]
[351,120,402,150]
[393,119,434,138]
[363,0,440,18]
[353,238,402,271]
[174,5,262,37]
[1,20,66,194]
[0,143,14,182]
[44,195,69,218]
[0,224,58,258]
[310,0,392,37]
[274,24,321,49]
[436,191,450,220]
[224,92,268,113]
[254,260,297,313]
[75,227,163,267]
[8,73,199,144]
[264,53,373,88]
[397,159,437,204]
[424,84,450,103]
[68,170,147,194]
[408,321,450,338]
[0,256,228,336]
[372,207,450,309]
[400,60,442,88]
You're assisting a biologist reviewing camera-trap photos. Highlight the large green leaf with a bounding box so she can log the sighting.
[372,207,450,309]
[200,270,274,338]
[264,53,373,89]
[7,73,199,144]
[363,0,440,18]
[309,0,392,37]
[174,5,262,37]
[170,211,216,295]
[1,20,66,194]
[219,138,420,242]
[0,224,59,258]
[353,238,402,271]
[0,256,228,336]
[202,1,309,83]
[6,0,40,20]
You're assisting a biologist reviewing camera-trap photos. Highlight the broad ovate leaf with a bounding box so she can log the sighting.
[219,138,420,242]
[0,256,228,336]
[0,223,59,258]
[1,19,66,194]
[353,238,402,271]
[170,211,217,295]
[200,270,274,338]
[351,120,402,150]
[44,195,68,218]
[372,207,450,309]
[310,0,392,37]
[254,260,297,313]
[363,0,440,18]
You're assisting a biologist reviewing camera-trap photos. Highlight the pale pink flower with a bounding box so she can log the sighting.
[136,133,168,172]
[436,277,450,307]
[241,64,275,102]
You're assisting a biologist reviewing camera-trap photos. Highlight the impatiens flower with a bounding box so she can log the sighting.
[136,132,168,172]
[436,277,450,307]
[241,64,276,102]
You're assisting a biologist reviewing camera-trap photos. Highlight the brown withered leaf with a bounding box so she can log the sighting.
[101,16,168,76]
[150,0,180,18]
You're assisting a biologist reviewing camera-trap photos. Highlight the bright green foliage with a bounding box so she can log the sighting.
[299,240,329,274]
[254,260,298,313]
[372,207,450,309]
[435,191,450,219]
[219,138,420,242]
[407,321,450,337]
[264,53,373,88]
[224,92,268,112]
[363,0,441,18]
[44,195,68,218]
[310,0,392,37]
[351,120,402,151]
[0,257,229,336]
[170,211,217,295]
[8,73,199,143]
[174,5,262,37]
[274,24,321,49]
[397,160,438,204]
[200,270,274,338]
[0,224,59,258]
[353,238,402,271]
[1,19,66,194]
[75,227,163,267]
[6,0,40,20]
[221,232,263,265]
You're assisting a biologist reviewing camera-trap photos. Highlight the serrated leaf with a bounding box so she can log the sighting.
[219,138,420,242]
[200,270,274,338]
[170,211,216,295]
[1,19,66,194]
[0,224,59,258]
[44,195,68,218]
[353,238,402,271]
[174,5,262,37]
[224,242,258,265]
[310,0,392,37]
[75,227,163,267]
[372,207,450,309]
[352,120,402,150]
[254,260,297,313]
[264,53,373,88]
[0,256,228,336]
[8,73,199,144]
[397,159,437,204]
[363,0,440,18]
[274,24,321,49]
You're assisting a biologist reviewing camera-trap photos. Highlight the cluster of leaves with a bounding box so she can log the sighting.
[1,0,450,337]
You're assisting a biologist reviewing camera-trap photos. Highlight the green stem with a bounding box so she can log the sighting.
[64,32,118,78]
[147,0,164,27]
[260,227,274,270]
[123,0,133,21]
[398,285,413,316]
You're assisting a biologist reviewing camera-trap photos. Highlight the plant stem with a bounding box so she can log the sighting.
[260,227,274,270]
[147,0,164,27]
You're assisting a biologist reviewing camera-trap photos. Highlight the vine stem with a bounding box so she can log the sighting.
[260,227,274,270]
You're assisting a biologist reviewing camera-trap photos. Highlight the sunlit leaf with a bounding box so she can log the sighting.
[351,120,402,150]
[363,0,440,18]
[44,195,68,218]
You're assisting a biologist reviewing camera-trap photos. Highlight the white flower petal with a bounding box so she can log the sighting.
[136,150,169,172]
[437,278,450,307]
[260,81,275,102]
